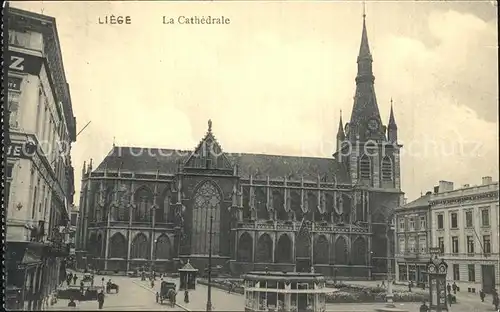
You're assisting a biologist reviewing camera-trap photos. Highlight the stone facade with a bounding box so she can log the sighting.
[430,179,499,294]
[5,7,77,311]
[76,15,402,279]
[394,193,431,285]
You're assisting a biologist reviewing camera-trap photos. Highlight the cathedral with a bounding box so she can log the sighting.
[75,15,402,279]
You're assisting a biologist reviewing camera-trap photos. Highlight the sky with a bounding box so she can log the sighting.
[11,0,499,203]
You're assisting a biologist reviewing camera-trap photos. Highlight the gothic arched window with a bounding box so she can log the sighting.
[359,155,371,180]
[109,233,127,259]
[134,187,153,222]
[155,235,172,259]
[381,156,393,181]
[192,181,221,255]
[131,233,148,259]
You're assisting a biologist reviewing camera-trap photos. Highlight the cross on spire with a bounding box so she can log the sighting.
[208,119,212,133]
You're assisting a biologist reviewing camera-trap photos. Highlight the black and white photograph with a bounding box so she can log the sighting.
[3,1,499,311]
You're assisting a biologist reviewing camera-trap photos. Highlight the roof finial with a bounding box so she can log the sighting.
[208,119,212,133]
[113,136,116,148]
[390,97,393,106]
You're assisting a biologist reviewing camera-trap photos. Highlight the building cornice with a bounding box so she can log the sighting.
[430,190,499,207]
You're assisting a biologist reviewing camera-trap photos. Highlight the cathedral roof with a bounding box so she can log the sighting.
[94,146,350,184]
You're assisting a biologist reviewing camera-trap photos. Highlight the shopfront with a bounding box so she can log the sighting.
[397,262,427,284]
[5,242,45,311]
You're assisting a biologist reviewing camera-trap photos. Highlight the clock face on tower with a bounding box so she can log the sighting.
[439,265,447,274]
[344,123,350,135]
[428,264,436,273]
[368,119,379,131]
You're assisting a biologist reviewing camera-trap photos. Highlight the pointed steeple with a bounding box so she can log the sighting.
[356,10,374,84]
[337,110,345,140]
[387,98,398,143]
[348,8,383,142]
[388,99,397,129]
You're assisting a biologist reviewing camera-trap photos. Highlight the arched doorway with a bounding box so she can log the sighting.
[237,232,253,262]
[256,234,273,263]
[275,234,292,263]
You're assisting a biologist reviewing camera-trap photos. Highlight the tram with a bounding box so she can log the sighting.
[242,271,331,312]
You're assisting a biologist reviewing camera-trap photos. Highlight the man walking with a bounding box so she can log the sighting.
[97,290,105,309]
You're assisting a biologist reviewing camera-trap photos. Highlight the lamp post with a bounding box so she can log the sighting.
[385,212,395,308]
[206,215,213,312]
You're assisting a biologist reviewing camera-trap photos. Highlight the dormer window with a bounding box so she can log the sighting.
[359,155,371,180]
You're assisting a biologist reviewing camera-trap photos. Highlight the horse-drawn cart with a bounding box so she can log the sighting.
[106,281,119,293]
[156,281,177,306]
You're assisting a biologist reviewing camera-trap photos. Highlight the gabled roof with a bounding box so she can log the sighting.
[179,261,198,272]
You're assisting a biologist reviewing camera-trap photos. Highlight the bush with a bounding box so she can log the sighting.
[324,284,428,303]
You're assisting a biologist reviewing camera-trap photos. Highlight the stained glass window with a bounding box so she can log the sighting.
[192,181,221,255]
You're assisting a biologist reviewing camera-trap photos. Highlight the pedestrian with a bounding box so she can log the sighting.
[101,277,105,288]
[66,276,71,286]
[452,282,457,294]
[408,281,412,292]
[151,279,155,288]
[419,301,429,312]
[68,297,77,307]
[184,289,189,303]
[381,280,385,288]
[493,292,499,311]
[80,281,84,294]
[97,290,105,309]
[73,274,78,285]
[447,293,453,306]
[480,289,485,302]
[447,283,451,294]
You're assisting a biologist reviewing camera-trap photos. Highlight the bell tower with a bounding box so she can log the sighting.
[334,11,401,191]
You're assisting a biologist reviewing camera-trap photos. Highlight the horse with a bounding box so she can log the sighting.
[167,289,177,307]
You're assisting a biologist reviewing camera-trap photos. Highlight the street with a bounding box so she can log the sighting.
[47,274,497,312]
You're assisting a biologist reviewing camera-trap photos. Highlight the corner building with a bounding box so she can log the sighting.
[430,178,499,294]
[5,7,77,310]
[76,15,402,279]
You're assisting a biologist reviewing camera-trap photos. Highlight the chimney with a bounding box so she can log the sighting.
[463,184,470,188]
[425,191,432,196]
[433,186,439,194]
[403,198,408,205]
[482,176,492,185]
[438,180,454,193]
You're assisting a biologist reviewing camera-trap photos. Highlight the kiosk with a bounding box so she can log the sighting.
[242,271,331,312]
[178,260,198,290]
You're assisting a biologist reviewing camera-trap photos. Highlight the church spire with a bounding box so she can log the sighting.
[388,98,397,128]
[348,8,383,142]
[336,110,345,152]
[356,7,374,84]
[337,110,345,140]
[388,98,398,143]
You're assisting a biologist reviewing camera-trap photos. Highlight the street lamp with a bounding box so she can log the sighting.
[385,211,395,308]
[206,215,214,312]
